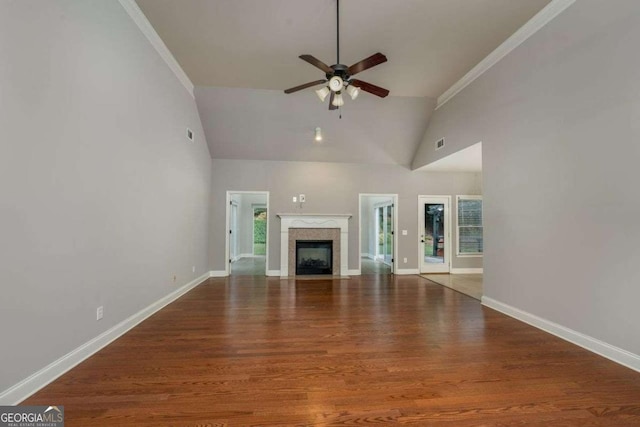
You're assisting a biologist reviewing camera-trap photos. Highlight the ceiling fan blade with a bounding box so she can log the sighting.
[347,52,387,76]
[299,55,333,74]
[284,80,327,94]
[350,79,390,98]
[329,92,338,110]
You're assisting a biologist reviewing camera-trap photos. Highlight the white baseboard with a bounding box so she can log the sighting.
[209,270,227,277]
[348,269,361,276]
[266,270,281,277]
[482,297,640,373]
[396,268,419,275]
[451,268,483,274]
[0,272,210,405]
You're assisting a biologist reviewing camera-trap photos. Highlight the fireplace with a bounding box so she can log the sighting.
[296,240,333,275]
[277,214,351,277]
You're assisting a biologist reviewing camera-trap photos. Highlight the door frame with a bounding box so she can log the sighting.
[358,193,398,275]
[225,191,270,276]
[418,195,451,274]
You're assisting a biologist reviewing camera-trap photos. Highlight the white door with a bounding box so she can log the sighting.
[418,196,451,273]
[374,204,394,266]
[230,202,238,262]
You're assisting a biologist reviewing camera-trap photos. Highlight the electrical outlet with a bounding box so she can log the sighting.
[299,194,306,203]
[292,196,297,203]
[96,306,103,320]
[403,257,408,263]
[402,230,408,236]
[192,266,196,273]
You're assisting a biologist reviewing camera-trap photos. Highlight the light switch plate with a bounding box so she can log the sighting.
[402,230,408,235]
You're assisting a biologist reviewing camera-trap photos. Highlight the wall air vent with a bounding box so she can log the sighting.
[435,137,445,150]
[186,128,194,142]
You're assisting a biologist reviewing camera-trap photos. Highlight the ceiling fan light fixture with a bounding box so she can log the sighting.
[315,86,330,102]
[328,76,344,92]
[282,0,390,111]
[332,92,344,107]
[346,84,359,100]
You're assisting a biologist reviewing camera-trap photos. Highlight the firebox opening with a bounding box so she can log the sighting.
[295,240,333,275]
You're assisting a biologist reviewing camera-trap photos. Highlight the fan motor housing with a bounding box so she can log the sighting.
[327,64,349,80]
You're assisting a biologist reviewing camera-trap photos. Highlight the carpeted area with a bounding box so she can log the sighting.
[231,256,266,276]
[361,257,392,274]
[421,273,483,300]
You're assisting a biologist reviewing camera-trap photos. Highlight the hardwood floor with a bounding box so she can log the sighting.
[25,275,640,426]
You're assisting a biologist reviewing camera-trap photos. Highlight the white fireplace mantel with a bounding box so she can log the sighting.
[277,213,352,277]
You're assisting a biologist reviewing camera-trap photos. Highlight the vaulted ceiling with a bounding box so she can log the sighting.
[136,0,551,166]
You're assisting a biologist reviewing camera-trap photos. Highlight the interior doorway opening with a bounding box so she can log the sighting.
[226,191,269,276]
[359,194,397,275]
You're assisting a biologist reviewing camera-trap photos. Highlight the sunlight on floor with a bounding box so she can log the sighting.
[421,273,483,300]
[231,256,266,276]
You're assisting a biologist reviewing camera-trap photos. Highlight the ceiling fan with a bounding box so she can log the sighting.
[283,0,389,110]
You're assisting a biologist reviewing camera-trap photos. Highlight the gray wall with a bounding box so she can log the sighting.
[412,0,640,355]
[0,1,211,394]
[360,198,371,255]
[209,159,482,272]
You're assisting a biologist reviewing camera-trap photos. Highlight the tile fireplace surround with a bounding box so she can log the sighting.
[277,214,351,277]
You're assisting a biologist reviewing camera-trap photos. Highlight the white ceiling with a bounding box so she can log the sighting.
[135,0,550,166]
[136,0,551,98]
[195,86,434,166]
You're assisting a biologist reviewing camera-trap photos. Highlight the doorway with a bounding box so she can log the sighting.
[230,201,239,262]
[226,191,269,276]
[359,194,397,275]
[418,195,451,273]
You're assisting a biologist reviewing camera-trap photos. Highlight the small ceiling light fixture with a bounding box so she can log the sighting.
[332,92,344,107]
[328,76,344,92]
[314,127,323,142]
[315,86,330,102]
[346,84,359,100]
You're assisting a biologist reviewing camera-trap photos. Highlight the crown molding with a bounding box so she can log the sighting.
[118,0,194,98]
[436,0,575,110]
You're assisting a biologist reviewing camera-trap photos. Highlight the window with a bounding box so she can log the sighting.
[252,205,267,255]
[457,196,483,256]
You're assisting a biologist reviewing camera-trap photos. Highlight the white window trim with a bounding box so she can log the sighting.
[456,195,483,257]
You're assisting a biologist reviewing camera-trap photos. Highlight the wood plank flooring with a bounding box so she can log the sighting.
[24,275,640,426]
